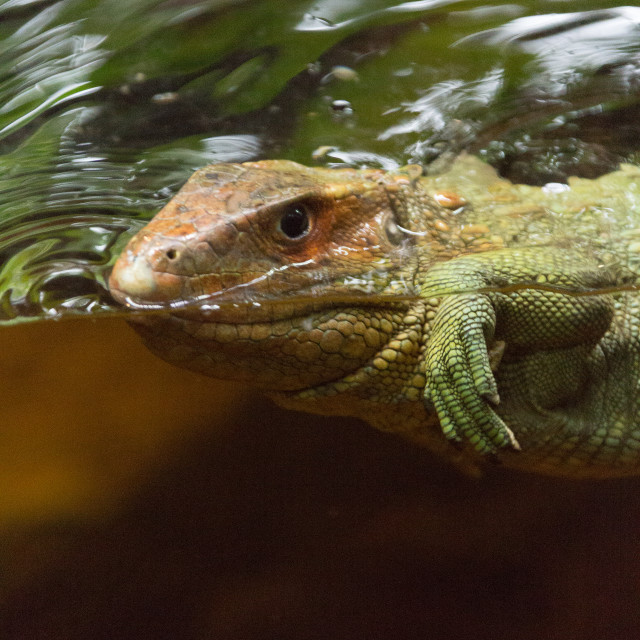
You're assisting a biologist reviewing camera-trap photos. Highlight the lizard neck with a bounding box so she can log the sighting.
[127,296,424,391]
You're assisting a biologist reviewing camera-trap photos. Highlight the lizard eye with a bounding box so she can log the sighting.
[278,203,310,240]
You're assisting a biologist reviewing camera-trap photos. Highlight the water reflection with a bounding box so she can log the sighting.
[379,70,504,140]
[0,0,639,322]
[0,6,105,140]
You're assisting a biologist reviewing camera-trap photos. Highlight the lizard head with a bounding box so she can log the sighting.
[109,160,426,311]
[109,160,440,390]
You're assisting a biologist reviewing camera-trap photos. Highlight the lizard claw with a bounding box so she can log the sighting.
[424,294,521,455]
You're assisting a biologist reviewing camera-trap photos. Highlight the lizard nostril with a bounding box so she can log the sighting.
[166,247,179,260]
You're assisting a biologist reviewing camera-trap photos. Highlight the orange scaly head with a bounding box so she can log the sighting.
[108,160,446,390]
[110,160,426,315]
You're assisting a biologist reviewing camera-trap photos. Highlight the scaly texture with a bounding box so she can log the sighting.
[109,155,640,476]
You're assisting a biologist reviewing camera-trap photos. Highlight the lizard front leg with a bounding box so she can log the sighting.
[420,249,619,455]
[425,293,518,454]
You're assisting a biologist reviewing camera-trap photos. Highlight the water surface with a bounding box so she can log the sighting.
[1,0,639,322]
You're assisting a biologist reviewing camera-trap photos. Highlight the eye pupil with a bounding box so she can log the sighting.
[279,204,310,239]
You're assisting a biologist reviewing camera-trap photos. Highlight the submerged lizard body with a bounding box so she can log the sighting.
[109,155,640,476]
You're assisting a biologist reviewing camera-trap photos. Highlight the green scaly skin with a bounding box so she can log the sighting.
[108,155,640,476]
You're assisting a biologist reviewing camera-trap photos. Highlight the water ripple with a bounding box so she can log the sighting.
[0,0,638,322]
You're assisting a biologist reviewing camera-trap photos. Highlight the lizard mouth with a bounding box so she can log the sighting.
[110,282,417,325]
[109,248,418,324]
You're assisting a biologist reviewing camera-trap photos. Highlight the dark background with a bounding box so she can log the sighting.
[1,320,639,640]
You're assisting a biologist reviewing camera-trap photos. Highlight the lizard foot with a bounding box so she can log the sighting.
[424,294,521,455]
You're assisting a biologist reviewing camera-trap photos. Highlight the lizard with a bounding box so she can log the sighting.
[108,154,640,477]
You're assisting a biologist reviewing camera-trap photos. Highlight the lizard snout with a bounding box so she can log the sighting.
[109,236,187,308]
